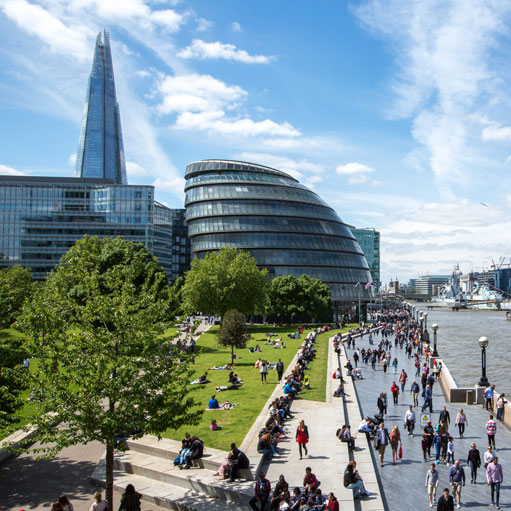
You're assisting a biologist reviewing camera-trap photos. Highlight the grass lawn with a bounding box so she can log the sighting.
[162,324,352,451]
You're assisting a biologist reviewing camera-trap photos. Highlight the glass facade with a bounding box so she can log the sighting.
[75,31,127,185]
[184,160,373,303]
[350,227,381,290]
[0,176,189,282]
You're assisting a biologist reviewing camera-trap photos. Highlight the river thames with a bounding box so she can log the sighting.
[410,305,511,394]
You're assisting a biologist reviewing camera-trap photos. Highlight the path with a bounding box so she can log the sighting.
[345,331,511,510]
[264,329,384,510]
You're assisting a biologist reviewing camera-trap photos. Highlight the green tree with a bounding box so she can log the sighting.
[0,265,35,328]
[266,275,304,322]
[182,247,267,316]
[217,310,249,364]
[17,237,201,507]
[0,332,28,431]
[297,274,332,321]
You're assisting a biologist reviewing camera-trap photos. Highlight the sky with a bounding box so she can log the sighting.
[0,0,510,284]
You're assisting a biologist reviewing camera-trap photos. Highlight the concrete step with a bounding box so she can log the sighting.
[125,436,226,472]
[91,458,248,511]
[113,450,253,506]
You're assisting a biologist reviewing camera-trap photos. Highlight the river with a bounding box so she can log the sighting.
[409,304,511,394]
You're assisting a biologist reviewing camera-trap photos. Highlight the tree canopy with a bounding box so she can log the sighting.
[0,265,35,329]
[181,247,267,316]
[17,236,201,507]
[266,274,332,322]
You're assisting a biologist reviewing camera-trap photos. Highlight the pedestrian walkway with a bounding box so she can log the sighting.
[264,329,385,511]
[345,332,511,510]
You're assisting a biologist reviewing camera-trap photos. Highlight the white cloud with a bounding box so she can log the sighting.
[0,164,28,176]
[336,162,375,184]
[482,125,511,142]
[231,21,241,32]
[355,0,511,197]
[68,153,76,167]
[196,17,213,31]
[177,39,274,64]
[150,9,185,31]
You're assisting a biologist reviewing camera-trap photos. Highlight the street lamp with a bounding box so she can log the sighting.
[432,324,439,357]
[419,312,424,333]
[478,336,490,387]
[424,312,428,332]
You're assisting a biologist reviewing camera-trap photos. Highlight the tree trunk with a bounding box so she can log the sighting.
[105,440,114,509]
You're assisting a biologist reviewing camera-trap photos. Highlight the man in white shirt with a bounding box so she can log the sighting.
[404,405,416,436]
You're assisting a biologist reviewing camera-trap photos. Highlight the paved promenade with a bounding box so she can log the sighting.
[345,331,511,510]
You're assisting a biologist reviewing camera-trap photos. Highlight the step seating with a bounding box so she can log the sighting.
[90,435,256,510]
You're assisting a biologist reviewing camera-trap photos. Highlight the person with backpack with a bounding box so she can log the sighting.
[89,493,108,511]
[276,359,284,383]
[410,380,420,407]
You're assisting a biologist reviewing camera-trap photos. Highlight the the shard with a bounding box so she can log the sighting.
[75,30,127,184]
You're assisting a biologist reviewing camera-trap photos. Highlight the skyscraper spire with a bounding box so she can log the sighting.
[75,30,127,184]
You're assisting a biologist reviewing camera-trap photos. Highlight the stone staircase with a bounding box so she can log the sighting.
[91,436,254,511]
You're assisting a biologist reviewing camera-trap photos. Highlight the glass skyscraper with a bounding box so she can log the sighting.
[75,30,127,184]
[184,160,373,304]
[350,227,380,290]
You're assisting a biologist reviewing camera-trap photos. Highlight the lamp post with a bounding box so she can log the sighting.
[478,336,490,387]
[432,324,439,357]
[419,312,424,333]
[424,313,428,332]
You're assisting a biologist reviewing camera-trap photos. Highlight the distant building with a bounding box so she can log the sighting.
[0,31,189,281]
[350,227,380,290]
[414,275,450,296]
[495,268,511,296]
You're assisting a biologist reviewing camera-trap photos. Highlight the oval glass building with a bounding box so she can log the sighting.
[184,160,373,305]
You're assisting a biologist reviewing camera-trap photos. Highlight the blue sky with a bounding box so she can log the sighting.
[1,0,510,282]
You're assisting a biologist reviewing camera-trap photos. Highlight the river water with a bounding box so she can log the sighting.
[409,304,511,394]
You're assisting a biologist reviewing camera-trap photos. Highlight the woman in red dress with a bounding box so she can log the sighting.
[296,419,309,459]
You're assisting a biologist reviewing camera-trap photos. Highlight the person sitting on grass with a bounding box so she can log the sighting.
[198,372,209,383]
[210,419,222,431]
[208,394,219,409]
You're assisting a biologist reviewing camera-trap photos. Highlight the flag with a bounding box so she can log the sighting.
[365,282,373,289]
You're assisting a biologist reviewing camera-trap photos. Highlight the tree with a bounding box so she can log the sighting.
[217,310,249,364]
[296,274,332,321]
[181,247,267,316]
[266,274,332,322]
[266,275,304,322]
[0,332,28,431]
[17,236,202,508]
[0,265,35,328]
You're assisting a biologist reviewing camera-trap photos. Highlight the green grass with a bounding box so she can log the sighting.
[162,324,352,450]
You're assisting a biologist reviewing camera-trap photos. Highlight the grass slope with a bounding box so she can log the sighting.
[162,324,352,450]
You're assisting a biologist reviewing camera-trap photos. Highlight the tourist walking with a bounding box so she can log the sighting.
[260,360,268,383]
[58,496,73,511]
[390,381,400,405]
[496,394,507,421]
[377,392,385,416]
[390,425,401,465]
[425,463,439,508]
[466,443,481,484]
[276,359,284,383]
[423,420,434,459]
[404,405,416,436]
[439,406,450,433]
[392,357,398,374]
[447,436,455,465]
[382,357,388,374]
[455,409,467,438]
[118,484,142,511]
[486,415,497,450]
[410,380,420,407]
[484,385,495,411]
[296,419,309,460]
[89,492,108,511]
[437,488,455,511]
[433,430,443,465]
[448,460,465,509]
[422,384,433,413]
[249,472,272,511]
[399,369,408,391]
[484,445,495,469]
[486,456,503,509]
[375,422,390,467]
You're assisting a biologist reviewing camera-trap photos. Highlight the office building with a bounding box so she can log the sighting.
[414,275,450,296]
[350,227,380,290]
[184,159,373,305]
[75,30,127,184]
[0,32,189,281]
